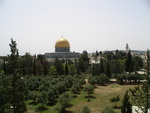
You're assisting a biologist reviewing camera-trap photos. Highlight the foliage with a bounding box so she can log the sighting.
[84,85,94,101]
[69,64,77,75]
[54,58,64,75]
[121,90,132,113]
[49,66,57,76]
[0,74,11,113]
[106,61,111,78]
[102,106,117,113]
[37,91,48,107]
[81,106,91,113]
[78,51,90,73]
[65,60,69,75]
[125,50,133,73]
[110,95,120,107]
[9,39,27,113]
[100,73,109,85]
[56,93,71,113]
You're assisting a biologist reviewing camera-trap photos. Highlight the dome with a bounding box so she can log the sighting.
[55,38,70,48]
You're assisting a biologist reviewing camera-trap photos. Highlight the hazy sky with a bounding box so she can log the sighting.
[0,0,150,56]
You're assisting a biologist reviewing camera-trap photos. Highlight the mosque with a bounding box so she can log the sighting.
[45,37,80,61]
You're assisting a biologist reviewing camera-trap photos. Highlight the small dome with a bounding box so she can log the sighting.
[55,38,70,48]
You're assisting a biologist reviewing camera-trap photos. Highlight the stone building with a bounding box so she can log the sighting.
[45,37,80,61]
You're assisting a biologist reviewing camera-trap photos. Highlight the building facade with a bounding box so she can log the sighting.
[45,37,80,60]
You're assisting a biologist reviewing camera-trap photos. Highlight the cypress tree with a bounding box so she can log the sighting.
[44,59,47,75]
[121,90,132,113]
[65,59,68,76]
[125,50,132,73]
[106,61,111,78]
[33,58,36,75]
[100,58,104,74]
[3,58,6,74]
[9,38,27,113]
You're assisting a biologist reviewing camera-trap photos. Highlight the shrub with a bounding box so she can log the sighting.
[102,106,117,113]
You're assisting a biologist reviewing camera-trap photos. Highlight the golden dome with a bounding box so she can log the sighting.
[55,38,70,48]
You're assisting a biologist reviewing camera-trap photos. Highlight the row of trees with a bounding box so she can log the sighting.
[1,48,144,77]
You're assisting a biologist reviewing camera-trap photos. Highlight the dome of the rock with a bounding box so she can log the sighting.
[55,38,70,48]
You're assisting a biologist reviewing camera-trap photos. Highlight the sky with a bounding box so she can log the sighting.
[0,0,150,56]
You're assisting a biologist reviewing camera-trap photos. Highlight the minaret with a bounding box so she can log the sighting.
[126,43,129,53]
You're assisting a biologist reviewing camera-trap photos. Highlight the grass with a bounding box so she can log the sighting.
[26,84,137,113]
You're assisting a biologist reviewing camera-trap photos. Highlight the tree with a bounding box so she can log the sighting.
[47,89,55,104]
[3,58,6,74]
[71,86,78,97]
[55,58,64,75]
[102,106,117,113]
[28,91,38,104]
[37,91,48,108]
[110,95,120,107]
[121,90,132,113]
[95,50,99,57]
[56,93,71,113]
[33,57,36,75]
[99,73,109,85]
[69,64,76,75]
[106,61,111,78]
[49,66,57,76]
[44,59,47,75]
[130,49,150,113]
[125,50,133,73]
[100,58,104,74]
[9,38,27,113]
[65,60,68,75]
[23,52,33,75]
[0,74,11,113]
[78,51,90,73]
[81,106,91,113]
[84,85,94,101]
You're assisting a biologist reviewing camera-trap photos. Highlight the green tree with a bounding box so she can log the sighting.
[130,50,150,113]
[100,73,109,85]
[110,95,120,107]
[23,52,33,75]
[65,60,68,75]
[125,50,133,73]
[102,106,117,113]
[106,61,111,78]
[33,57,36,75]
[49,66,57,76]
[47,89,55,104]
[0,74,11,113]
[92,64,101,76]
[56,93,71,113]
[78,51,89,73]
[69,64,76,75]
[37,91,48,108]
[81,106,91,113]
[55,58,64,75]
[28,91,38,104]
[3,59,6,74]
[9,38,27,113]
[71,86,78,97]
[84,85,94,101]
[44,59,47,75]
[121,90,132,113]
[100,58,104,74]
